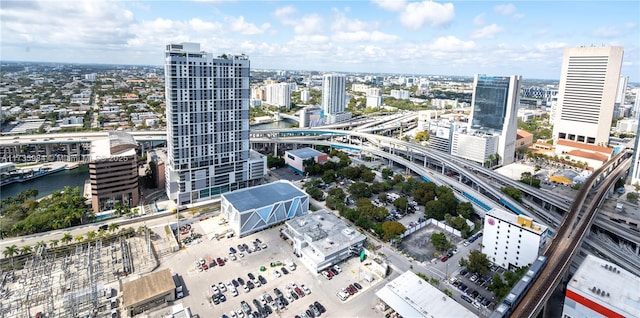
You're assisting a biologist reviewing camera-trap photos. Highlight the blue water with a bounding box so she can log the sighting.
[251,119,297,130]
[0,165,89,200]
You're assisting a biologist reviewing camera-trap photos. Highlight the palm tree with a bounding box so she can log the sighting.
[86,230,97,241]
[61,233,73,245]
[20,245,32,255]
[108,223,119,233]
[35,240,47,252]
[50,239,59,248]
[3,245,18,260]
[75,234,84,243]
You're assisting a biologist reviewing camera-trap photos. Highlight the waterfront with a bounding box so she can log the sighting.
[251,118,297,129]
[0,165,89,200]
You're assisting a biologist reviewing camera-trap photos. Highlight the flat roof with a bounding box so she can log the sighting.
[287,147,324,159]
[487,208,547,235]
[222,180,307,212]
[556,139,613,154]
[568,255,640,317]
[122,269,175,308]
[285,210,365,260]
[376,271,477,318]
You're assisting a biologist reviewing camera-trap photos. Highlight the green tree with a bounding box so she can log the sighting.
[449,216,471,238]
[20,245,32,255]
[381,221,406,241]
[50,239,59,248]
[393,197,408,212]
[86,230,97,241]
[361,169,376,183]
[349,182,372,199]
[627,192,638,203]
[463,250,491,276]
[381,168,394,180]
[3,245,18,265]
[61,233,73,245]
[322,169,337,184]
[457,202,474,219]
[108,223,120,233]
[430,232,451,251]
[413,181,436,205]
[501,186,522,202]
[75,234,84,243]
[424,200,446,220]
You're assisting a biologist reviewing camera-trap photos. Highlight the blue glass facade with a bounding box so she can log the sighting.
[471,76,511,133]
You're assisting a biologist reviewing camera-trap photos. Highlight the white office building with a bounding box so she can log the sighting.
[562,254,640,318]
[322,74,346,115]
[481,208,548,269]
[467,74,521,165]
[552,46,624,146]
[451,130,499,165]
[282,210,365,272]
[164,42,266,205]
[265,83,291,109]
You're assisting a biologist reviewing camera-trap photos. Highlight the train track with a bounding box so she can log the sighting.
[510,151,630,317]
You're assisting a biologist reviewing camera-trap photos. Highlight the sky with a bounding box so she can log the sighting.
[1,0,639,82]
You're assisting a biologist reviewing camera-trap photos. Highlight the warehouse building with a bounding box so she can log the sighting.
[376,271,477,318]
[222,180,309,237]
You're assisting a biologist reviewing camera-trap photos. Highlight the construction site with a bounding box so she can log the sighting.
[0,228,158,318]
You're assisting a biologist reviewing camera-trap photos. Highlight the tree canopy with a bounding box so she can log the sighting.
[381,221,406,241]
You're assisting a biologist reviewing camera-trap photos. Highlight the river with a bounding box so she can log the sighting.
[1,164,89,200]
[0,120,297,200]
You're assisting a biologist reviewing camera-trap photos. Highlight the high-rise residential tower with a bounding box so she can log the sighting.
[321,74,346,115]
[466,74,521,165]
[164,43,265,205]
[552,46,624,146]
[321,74,352,124]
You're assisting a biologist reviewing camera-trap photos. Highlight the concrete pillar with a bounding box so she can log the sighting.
[45,144,52,156]
[67,144,71,156]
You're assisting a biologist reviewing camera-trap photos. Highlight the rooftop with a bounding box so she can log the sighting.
[567,255,640,317]
[285,210,365,260]
[516,129,534,139]
[287,147,325,160]
[222,180,307,212]
[486,208,547,235]
[376,271,477,318]
[556,139,614,154]
[122,269,175,308]
[90,131,137,160]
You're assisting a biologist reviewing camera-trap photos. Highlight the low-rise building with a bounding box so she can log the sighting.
[516,130,534,150]
[376,270,477,318]
[284,147,328,174]
[222,180,309,237]
[122,269,176,316]
[282,210,366,272]
[562,254,640,318]
[481,208,548,269]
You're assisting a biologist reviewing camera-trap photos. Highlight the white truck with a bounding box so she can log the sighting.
[285,258,296,271]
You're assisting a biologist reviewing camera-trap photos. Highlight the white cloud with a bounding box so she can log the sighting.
[592,26,620,37]
[332,30,399,43]
[293,14,324,35]
[273,5,297,24]
[399,1,455,30]
[494,4,516,16]
[534,41,567,52]
[371,0,407,12]
[470,24,503,39]
[226,16,270,35]
[332,10,376,32]
[189,18,222,33]
[292,34,330,44]
[473,13,485,26]
[429,36,475,52]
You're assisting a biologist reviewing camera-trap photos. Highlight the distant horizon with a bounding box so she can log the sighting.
[1,1,638,82]
[1,59,578,85]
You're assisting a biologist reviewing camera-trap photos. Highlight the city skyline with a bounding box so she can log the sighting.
[1,1,639,82]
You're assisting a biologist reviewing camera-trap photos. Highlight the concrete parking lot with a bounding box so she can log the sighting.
[150,216,386,317]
